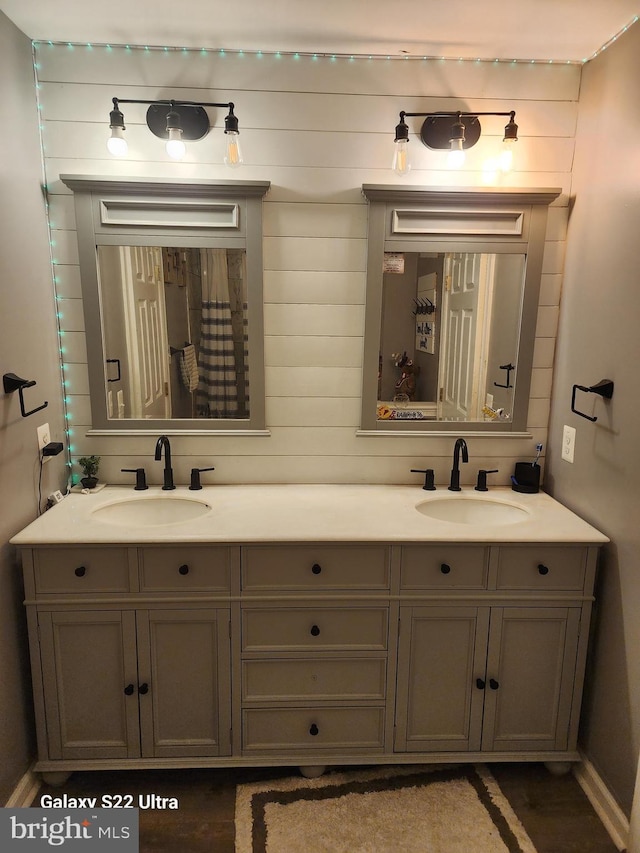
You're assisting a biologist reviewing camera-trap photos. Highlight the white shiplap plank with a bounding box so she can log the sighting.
[265,367,362,397]
[35,46,582,102]
[265,336,363,368]
[263,236,367,273]
[264,271,365,305]
[52,265,82,299]
[39,82,579,139]
[263,304,365,337]
[263,202,368,238]
[41,120,576,173]
[44,160,573,205]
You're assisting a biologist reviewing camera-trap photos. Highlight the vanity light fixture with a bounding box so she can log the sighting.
[108,97,242,165]
[393,109,518,174]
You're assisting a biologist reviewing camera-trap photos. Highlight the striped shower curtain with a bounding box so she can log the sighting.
[196,248,239,418]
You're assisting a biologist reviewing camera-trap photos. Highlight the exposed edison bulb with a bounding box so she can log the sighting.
[392,140,411,176]
[224,131,243,168]
[499,140,515,172]
[166,127,186,160]
[107,127,128,157]
[447,138,465,169]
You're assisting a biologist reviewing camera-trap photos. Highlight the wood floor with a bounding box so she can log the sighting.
[35,763,619,852]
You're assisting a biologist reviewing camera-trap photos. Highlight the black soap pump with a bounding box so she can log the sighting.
[511,443,542,493]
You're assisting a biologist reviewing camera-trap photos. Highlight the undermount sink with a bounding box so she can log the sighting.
[92,495,212,526]
[415,496,530,526]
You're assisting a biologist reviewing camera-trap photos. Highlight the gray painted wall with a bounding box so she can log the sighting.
[546,23,640,817]
[0,10,67,803]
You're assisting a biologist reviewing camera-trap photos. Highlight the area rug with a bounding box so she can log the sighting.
[235,764,537,853]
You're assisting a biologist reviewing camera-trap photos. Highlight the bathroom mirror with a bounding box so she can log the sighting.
[62,176,270,432]
[361,185,561,433]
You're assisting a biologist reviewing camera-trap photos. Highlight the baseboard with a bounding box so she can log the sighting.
[4,764,41,808]
[574,752,629,851]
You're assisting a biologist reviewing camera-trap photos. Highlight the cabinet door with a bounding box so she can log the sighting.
[136,609,231,758]
[481,607,581,752]
[395,606,489,752]
[38,611,140,760]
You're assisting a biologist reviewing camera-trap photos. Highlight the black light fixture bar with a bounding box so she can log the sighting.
[395,110,517,148]
[107,97,241,163]
[392,108,518,175]
[111,97,238,140]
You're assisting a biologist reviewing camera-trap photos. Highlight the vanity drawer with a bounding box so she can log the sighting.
[495,546,587,591]
[242,606,388,651]
[33,548,131,594]
[242,545,389,591]
[242,657,387,702]
[242,707,385,751]
[139,546,231,592]
[400,545,489,590]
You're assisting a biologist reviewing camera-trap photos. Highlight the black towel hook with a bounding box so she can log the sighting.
[571,379,614,422]
[3,373,49,418]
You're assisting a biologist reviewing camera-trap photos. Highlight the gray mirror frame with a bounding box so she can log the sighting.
[61,175,270,433]
[360,185,561,433]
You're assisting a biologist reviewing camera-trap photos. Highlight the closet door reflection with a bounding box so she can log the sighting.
[98,246,249,421]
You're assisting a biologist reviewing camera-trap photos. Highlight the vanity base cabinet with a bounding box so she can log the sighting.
[394,604,582,754]
[37,608,231,761]
[20,541,597,774]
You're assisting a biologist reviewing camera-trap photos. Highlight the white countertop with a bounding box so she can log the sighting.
[10,485,609,546]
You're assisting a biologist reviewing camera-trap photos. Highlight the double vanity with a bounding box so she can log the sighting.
[12,481,608,783]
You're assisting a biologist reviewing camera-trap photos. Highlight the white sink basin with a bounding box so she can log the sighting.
[92,495,212,526]
[416,496,530,526]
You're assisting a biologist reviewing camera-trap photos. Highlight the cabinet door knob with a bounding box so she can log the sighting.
[489,678,500,690]
[74,566,86,577]
[476,678,486,690]
[538,563,549,575]
[138,683,149,695]
[440,563,451,574]
[124,684,135,695]
[311,563,322,575]
[178,564,190,575]
[310,625,321,637]
[309,723,319,736]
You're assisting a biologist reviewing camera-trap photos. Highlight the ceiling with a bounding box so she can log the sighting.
[0,0,638,62]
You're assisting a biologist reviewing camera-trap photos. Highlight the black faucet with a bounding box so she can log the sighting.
[154,435,175,490]
[448,438,469,491]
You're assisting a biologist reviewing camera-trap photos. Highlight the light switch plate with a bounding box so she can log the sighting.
[562,424,576,463]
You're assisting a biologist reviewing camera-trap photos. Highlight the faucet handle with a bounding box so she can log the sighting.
[475,468,499,492]
[411,468,436,491]
[189,466,216,490]
[121,468,148,490]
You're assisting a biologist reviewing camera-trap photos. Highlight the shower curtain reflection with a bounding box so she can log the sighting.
[197,248,249,418]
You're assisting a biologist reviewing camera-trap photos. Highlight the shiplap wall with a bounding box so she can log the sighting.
[36,43,579,486]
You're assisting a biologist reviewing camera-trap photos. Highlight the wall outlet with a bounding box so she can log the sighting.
[37,423,51,462]
[562,424,576,463]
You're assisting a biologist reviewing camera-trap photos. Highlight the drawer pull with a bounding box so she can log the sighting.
[476,678,486,690]
[124,684,134,696]
[138,683,149,695]
[74,566,86,577]
[440,563,451,575]
[310,625,321,637]
[309,723,319,736]
[489,678,500,690]
[178,564,190,575]
[538,564,550,575]
[311,563,322,575]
